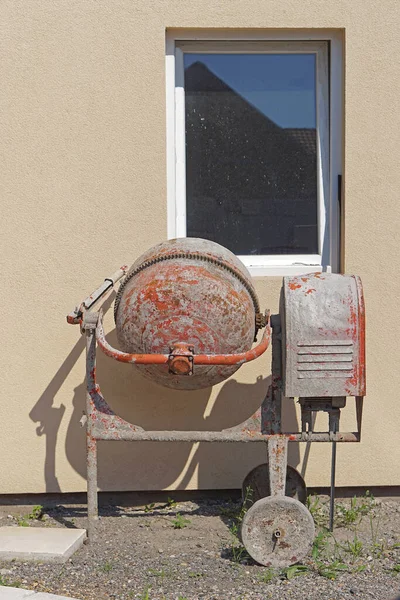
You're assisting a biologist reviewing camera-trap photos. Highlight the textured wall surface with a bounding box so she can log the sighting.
[0,0,399,493]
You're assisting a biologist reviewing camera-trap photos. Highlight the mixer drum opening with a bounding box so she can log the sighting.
[114,238,260,390]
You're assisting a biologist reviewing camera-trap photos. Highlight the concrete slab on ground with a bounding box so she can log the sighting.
[0,588,80,599]
[0,527,86,563]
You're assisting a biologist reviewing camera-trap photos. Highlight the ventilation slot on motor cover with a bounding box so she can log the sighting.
[296,341,354,379]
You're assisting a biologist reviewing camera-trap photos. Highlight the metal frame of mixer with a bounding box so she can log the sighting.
[68,267,363,541]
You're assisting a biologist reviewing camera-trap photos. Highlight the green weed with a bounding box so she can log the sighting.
[258,568,276,583]
[226,486,253,563]
[140,586,151,600]
[28,505,44,520]
[352,564,367,573]
[344,535,364,559]
[316,560,348,579]
[392,564,400,574]
[15,504,45,527]
[336,492,375,528]
[147,568,171,579]
[144,503,155,514]
[282,564,310,580]
[0,575,21,587]
[306,495,328,528]
[171,513,191,529]
[312,528,331,560]
[99,561,113,573]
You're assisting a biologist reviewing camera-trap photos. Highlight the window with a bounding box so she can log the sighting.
[166,31,343,275]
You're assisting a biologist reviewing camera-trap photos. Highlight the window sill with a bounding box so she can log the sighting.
[247,265,330,277]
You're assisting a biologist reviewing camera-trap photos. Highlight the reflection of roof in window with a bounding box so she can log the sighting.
[285,129,316,156]
[185,58,315,128]
[184,61,319,255]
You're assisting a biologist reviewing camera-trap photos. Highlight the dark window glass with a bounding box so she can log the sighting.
[184,53,318,255]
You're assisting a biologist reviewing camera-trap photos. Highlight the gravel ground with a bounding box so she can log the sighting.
[0,494,399,600]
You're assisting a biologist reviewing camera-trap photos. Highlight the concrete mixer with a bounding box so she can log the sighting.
[67,238,366,568]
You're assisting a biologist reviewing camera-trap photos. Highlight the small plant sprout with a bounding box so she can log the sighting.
[147,568,171,580]
[28,505,44,520]
[0,575,21,588]
[335,492,376,528]
[99,561,113,573]
[226,486,253,563]
[392,564,400,574]
[345,535,364,560]
[257,568,276,583]
[15,504,45,527]
[317,560,348,580]
[312,528,331,560]
[283,564,310,580]
[144,503,155,514]
[306,494,329,528]
[139,586,151,600]
[171,513,191,529]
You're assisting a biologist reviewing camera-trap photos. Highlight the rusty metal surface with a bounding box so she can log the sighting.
[114,238,260,318]
[241,496,315,567]
[267,436,288,497]
[299,397,345,437]
[262,314,283,435]
[70,247,366,551]
[85,326,99,540]
[168,343,194,375]
[90,429,359,442]
[67,265,128,325]
[242,464,307,506]
[84,313,358,442]
[282,273,366,398]
[96,313,270,368]
[114,238,261,389]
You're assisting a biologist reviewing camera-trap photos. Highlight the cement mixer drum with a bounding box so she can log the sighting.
[114,238,260,390]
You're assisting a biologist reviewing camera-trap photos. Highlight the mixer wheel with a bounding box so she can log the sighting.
[241,496,315,567]
[242,464,307,507]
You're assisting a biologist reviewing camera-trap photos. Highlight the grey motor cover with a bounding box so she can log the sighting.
[281,273,365,398]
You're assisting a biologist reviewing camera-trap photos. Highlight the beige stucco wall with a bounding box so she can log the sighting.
[0,0,399,494]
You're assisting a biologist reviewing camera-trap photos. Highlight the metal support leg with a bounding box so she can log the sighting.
[85,319,99,540]
[262,314,282,435]
[329,439,337,532]
[329,408,341,532]
[267,436,288,497]
[86,430,98,539]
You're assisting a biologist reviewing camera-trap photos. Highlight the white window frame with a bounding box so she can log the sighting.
[166,30,343,276]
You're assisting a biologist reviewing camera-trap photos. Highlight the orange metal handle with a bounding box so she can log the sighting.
[96,315,270,366]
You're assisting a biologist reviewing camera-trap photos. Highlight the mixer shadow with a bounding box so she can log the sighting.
[30,291,300,496]
[64,328,301,493]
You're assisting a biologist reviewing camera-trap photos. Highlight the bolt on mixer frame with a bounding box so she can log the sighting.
[68,267,365,568]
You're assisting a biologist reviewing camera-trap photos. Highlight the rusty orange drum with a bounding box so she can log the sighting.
[114,238,260,389]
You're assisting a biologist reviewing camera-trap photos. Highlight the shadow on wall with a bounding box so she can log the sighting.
[30,295,301,493]
[28,293,114,493]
